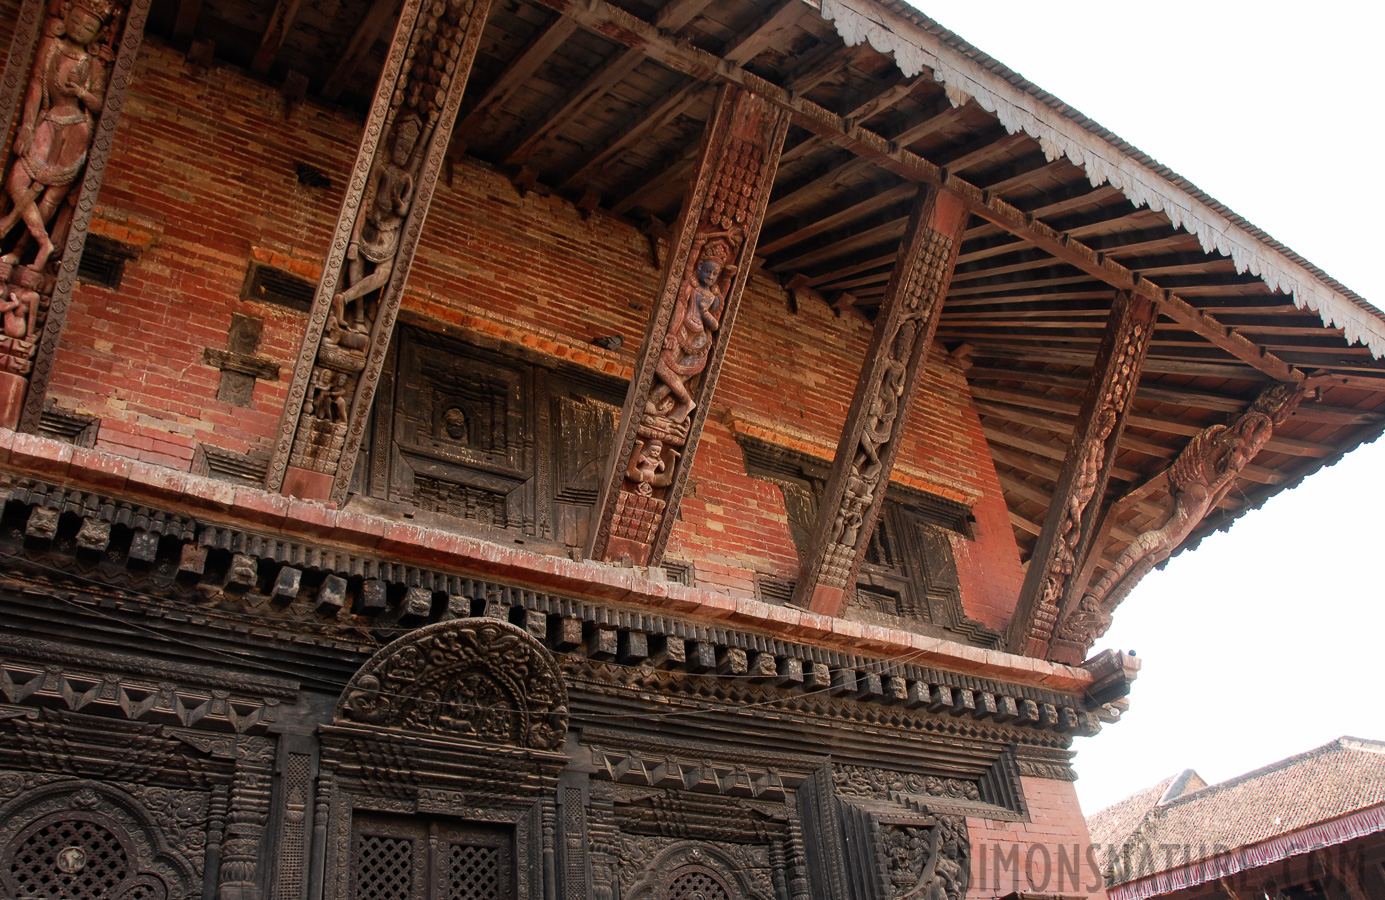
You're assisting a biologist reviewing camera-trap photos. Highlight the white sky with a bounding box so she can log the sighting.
[907,1,1385,814]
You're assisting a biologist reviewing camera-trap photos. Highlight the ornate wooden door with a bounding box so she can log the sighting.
[350,814,514,900]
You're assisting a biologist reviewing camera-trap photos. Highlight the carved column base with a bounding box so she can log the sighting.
[0,371,29,430]
[283,466,335,501]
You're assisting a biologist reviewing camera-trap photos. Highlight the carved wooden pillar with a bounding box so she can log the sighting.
[586,85,789,565]
[792,186,968,617]
[266,0,495,502]
[0,0,152,431]
[1003,291,1156,660]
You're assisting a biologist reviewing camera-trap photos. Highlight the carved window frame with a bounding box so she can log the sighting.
[736,435,996,646]
[357,326,627,554]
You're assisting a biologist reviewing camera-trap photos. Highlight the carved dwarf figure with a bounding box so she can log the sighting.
[0,0,112,272]
[305,367,349,422]
[625,437,678,495]
[0,265,43,341]
[328,114,426,351]
[1062,383,1304,645]
[645,231,738,424]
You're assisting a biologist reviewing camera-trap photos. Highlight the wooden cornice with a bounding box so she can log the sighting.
[525,0,1308,385]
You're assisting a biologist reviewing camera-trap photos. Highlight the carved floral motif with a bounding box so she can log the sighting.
[1055,383,1305,651]
[338,618,569,750]
[832,765,980,803]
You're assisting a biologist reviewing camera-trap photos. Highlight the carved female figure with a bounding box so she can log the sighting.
[328,115,426,351]
[645,232,738,424]
[0,0,111,272]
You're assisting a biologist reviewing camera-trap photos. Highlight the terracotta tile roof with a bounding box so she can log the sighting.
[1087,737,1385,884]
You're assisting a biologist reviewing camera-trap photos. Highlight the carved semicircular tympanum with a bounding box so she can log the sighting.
[337,618,569,750]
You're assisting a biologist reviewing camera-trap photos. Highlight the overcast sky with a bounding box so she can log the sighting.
[909,1,1385,815]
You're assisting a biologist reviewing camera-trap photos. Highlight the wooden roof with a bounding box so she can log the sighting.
[156,0,1385,575]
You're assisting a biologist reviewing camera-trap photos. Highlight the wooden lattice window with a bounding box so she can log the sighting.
[663,865,733,900]
[5,811,167,900]
[351,815,512,900]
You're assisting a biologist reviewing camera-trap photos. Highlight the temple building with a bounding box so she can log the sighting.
[0,0,1380,896]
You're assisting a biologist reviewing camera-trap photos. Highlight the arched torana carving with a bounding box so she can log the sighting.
[337,618,568,750]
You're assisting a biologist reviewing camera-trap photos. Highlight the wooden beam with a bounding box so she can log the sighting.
[1004,292,1157,658]
[451,17,578,143]
[173,0,202,39]
[523,0,1310,385]
[502,0,712,167]
[268,0,495,500]
[793,187,970,616]
[322,0,399,101]
[250,0,303,73]
[587,86,790,565]
[559,80,707,192]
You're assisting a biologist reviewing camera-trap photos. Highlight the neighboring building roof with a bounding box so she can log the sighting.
[1089,737,1385,891]
[1086,770,1204,857]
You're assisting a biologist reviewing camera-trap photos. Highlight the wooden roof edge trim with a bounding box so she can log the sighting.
[814,0,1385,359]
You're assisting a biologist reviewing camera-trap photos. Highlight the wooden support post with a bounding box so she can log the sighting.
[0,0,153,432]
[792,186,968,617]
[266,0,495,502]
[587,85,789,565]
[1004,291,1156,659]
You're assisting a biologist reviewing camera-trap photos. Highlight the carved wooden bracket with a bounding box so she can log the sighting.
[1004,291,1156,659]
[587,85,789,565]
[267,0,495,502]
[1047,382,1304,663]
[793,186,969,617]
[0,0,152,433]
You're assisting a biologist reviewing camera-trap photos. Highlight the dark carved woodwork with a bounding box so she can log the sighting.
[348,815,514,900]
[268,0,495,503]
[1048,383,1305,663]
[0,781,199,900]
[588,85,789,566]
[337,618,568,750]
[218,736,276,900]
[737,432,998,648]
[362,328,625,549]
[880,817,969,900]
[793,187,969,617]
[1004,292,1156,660]
[0,0,150,432]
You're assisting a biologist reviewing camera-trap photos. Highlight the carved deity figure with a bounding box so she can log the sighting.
[1063,383,1304,645]
[625,437,678,495]
[645,232,738,424]
[0,0,112,272]
[832,319,916,546]
[328,115,426,351]
[305,368,349,422]
[0,267,43,341]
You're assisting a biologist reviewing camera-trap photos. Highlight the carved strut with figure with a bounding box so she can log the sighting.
[644,230,739,425]
[328,115,428,351]
[1060,383,1304,646]
[0,0,112,274]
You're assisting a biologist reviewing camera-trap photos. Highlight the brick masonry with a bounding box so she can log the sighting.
[968,777,1112,898]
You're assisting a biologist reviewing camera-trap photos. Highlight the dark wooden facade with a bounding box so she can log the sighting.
[0,0,1380,896]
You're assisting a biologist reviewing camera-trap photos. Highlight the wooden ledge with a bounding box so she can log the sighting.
[0,428,1093,693]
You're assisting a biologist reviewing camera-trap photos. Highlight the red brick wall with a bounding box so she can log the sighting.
[967,777,1110,898]
[38,39,1022,629]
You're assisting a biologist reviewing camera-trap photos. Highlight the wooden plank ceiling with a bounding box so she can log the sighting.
[154,0,1385,575]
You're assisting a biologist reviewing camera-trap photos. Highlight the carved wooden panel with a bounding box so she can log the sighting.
[351,814,513,900]
[363,328,625,549]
